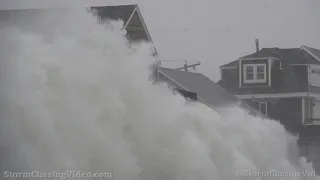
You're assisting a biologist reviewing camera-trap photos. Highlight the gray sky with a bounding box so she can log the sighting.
[1,0,320,81]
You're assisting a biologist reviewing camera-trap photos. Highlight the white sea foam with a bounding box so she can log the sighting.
[0,8,318,180]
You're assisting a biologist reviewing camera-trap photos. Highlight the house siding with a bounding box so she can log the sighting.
[240,59,269,87]
[310,86,320,94]
[221,68,238,80]
[243,97,303,134]
[303,97,312,124]
[125,10,149,41]
[219,64,309,95]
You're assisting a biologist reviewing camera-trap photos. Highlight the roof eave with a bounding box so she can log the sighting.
[301,45,320,62]
[135,6,159,57]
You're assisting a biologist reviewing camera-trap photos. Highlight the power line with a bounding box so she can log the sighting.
[160,60,200,63]
[150,27,230,33]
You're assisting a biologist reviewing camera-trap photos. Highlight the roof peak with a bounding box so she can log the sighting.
[260,47,299,50]
[301,45,320,51]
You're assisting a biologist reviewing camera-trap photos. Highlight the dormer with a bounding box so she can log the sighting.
[218,41,320,94]
[238,40,281,88]
[239,57,282,87]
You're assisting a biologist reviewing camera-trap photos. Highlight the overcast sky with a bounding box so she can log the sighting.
[1,0,320,81]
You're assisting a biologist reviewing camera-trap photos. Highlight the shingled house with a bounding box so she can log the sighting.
[155,66,266,117]
[0,5,266,154]
[0,5,157,55]
[218,40,320,170]
[91,4,154,44]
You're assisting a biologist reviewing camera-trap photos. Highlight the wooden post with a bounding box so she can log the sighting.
[175,61,201,72]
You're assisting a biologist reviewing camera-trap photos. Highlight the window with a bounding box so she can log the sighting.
[244,64,267,83]
[259,102,268,116]
[312,100,320,120]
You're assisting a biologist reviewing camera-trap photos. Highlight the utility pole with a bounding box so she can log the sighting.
[175,61,201,72]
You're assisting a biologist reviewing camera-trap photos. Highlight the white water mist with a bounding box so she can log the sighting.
[0,8,318,180]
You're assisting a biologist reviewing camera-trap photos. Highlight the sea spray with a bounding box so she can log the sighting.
[0,8,318,180]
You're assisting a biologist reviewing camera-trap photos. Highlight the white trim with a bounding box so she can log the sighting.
[239,57,279,61]
[123,6,137,29]
[305,122,320,126]
[243,64,267,83]
[311,99,320,120]
[235,92,320,99]
[302,97,305,124]
[258,102,268,116]
[239,59,242,88]
[291,64,309,66]
[268,58,271,86]
[220,66,237,70]
[135,6,153,43]
[133,5,159,57]
[308,64,311,118]
[240,85,271,88]
[301,46,320,62]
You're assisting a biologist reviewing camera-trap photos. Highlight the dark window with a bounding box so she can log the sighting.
[259,102,267,116]
[245,66,254,80]
[256,65,265,80]
[243,64,267,83]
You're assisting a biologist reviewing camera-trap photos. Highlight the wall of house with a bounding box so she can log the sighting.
[299,137,320,173]
[290,65,309,92]
[243,97,303,135]
[221,68,238,80]
[125,10,149,42]
[220,61,309,94]
[220,68,239,91]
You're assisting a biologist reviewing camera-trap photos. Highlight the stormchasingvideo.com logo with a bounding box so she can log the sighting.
[4,170,113,179]
[236,169,316,178]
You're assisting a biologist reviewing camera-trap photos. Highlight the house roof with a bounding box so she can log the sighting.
[240,48,283,59]
[220,47,320,68]
[0,5,138,28]
[0,5,155,45]
[158,67,266,117]
[302,46,320,62]
[159,67,239,107]
[91,5,157,55]
[220,60,238,68]
[91,5,136,25]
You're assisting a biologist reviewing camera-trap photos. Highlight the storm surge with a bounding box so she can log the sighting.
[0,8,317,180]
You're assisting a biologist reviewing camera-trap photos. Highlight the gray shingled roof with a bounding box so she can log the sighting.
[0,5,153,43]
[220,60,238,68]
[158,67,266,117]
[221,47,320,68]
[0,5,136,26]
[91,5,136,25]
[159,67,239,107]
[304,46,320,61]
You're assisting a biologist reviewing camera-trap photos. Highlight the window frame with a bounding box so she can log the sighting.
[312,99,320,120]
[243,64,267,83]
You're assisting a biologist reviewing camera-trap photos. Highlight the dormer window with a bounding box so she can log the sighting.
[243,64,267,83]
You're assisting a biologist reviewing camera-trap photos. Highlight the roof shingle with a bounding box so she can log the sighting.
[303,46,320,61]
[158,67,266,117]
[221,47,320,68]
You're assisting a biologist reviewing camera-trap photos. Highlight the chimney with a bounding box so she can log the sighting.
[184,61,188,72]
[255,39,259,52]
